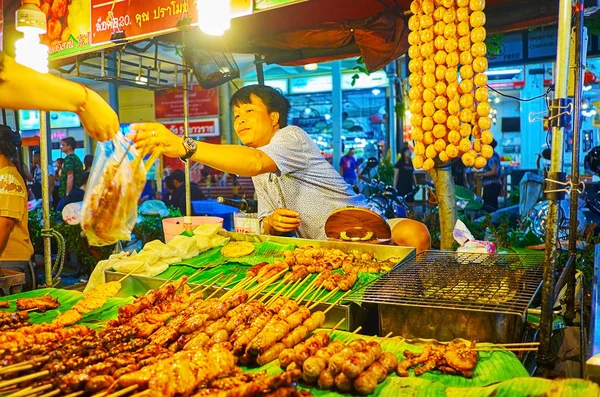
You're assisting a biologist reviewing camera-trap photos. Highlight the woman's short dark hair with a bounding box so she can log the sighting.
[230,84,290,128]
[0,125,21,158]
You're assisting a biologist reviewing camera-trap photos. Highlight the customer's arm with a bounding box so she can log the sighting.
[0,217,16,256]
[0,53,118,141]
[128,123,278,177]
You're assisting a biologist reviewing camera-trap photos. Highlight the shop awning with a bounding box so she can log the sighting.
[176,0,560,73]
[20,130,40,147]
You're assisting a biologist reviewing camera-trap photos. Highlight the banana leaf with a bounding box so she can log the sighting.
[174,241,297,268]
[246,330,597,396]
[0,288,82,324]
[0,288,134,329]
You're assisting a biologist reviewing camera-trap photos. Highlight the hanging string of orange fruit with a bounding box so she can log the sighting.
[407,0,493,171]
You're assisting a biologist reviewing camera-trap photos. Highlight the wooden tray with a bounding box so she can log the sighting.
[324,207,391,244]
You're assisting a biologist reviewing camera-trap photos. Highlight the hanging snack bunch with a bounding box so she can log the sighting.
[407,0,493,171]
[81,134,147,246]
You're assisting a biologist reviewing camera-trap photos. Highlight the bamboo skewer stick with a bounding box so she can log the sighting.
[6,383,52,397]
[206,275,237,300]
[190,273,223,293]
[62,391,85,397]
[185,268,205,285]
[295,277,319,302]
[309,288,340,310]
[36,390,63,397]
[264,277,293,306]
[103,385,139,397]
[304,285,323,308]
[159,268,184,288]
[476,347,538,352]
[0,364,33,377]
[117,262,148,283]
[323,290,352,315]
[220,275,255,300]
[0,357,43,374]
[247,268,288,300]
[0,386,18,395]
[369,331,393,342]
[491,342,540,346]
[284,277,305,299]
[328,318,346,335]
[0,370,49,390]
[273,276,301,303]
[258,279,285,303]
[130,391,151,397]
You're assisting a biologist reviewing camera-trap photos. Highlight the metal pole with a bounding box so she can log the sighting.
[565,1,585,326]
[387,62,397,162]
[255,55,265,86]
[183,64,192,220]
[537,0,573,374]
[332,60,343,171]
[39,111,52,287]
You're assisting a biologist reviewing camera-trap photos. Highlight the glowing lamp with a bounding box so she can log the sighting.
[197,0,231,36]
[15,0,48,74]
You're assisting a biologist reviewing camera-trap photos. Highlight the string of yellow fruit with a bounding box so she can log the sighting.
[407,0,494,171]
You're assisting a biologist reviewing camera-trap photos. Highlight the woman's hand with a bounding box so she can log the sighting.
[268,209,301,234]
[128,122,185,157]
[77,90,120,142]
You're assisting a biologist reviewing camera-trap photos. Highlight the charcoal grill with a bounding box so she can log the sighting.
[348,251,544,343]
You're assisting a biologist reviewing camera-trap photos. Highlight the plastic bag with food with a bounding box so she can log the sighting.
[81,134,147,246]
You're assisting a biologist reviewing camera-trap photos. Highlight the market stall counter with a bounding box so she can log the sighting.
[0,277,598,396]
[104,231,416,333]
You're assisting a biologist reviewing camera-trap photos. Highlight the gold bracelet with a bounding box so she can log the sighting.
[78,83,89,113]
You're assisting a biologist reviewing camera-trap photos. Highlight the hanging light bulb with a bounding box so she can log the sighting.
[197,0,231,36]
[15,0,48,74]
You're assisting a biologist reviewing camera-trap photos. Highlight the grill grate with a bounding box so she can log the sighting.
[348,250,544,316]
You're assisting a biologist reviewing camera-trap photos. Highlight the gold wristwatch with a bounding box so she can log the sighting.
[180,137,197,162]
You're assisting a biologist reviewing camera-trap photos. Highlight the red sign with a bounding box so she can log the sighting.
[155,86,219,119]
[91,0,253,45]
[163,118,220,138]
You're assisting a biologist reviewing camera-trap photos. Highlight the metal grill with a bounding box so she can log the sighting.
[348,250,544,316]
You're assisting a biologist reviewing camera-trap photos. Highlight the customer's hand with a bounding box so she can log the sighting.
[270,209,301,233]
[77,90,120,142]
[128,122,185,157]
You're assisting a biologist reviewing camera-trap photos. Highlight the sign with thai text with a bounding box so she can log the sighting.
[91,0,253,45]
[155,86,219,119]
[163,118,220,138]
[45,0,95,59]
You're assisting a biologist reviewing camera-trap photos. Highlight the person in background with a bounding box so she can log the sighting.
[56,172,88,213]
[51,158,63,210]
[162,175,176,207]
[451,160,468,188]
[28,151,42,200]
[128,85,373,240]
[59,137,83,200]
[339,148,360,186]
[394,146,417,202]
[475,139,502,210]
[170,169,205,215]
[83,154,94,172]
[0,52,118,141]
[0,125,34,290]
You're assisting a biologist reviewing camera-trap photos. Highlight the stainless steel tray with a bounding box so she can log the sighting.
[105,232,415,333]
[217,231,415,262]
